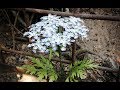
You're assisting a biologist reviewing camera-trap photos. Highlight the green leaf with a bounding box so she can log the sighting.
[37,73,44,81]
[65,78,69,82]
[21,55,58,82]
[54,74,58,80]
[40,55,47,63]
[49,79,53,82]
[54,51,59,57]
[74,79,78,82]
[70,77,73,82]
[31,57,37,63]
[32,58,45,68]
[71,72,76,78]
[66,59,98,82]
[49,63,53,69]
[79,70,87,79]
[49,76,55,81]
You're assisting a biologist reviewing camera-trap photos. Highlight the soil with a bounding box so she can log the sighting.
[0,8,120,82]
[70,8,120,82]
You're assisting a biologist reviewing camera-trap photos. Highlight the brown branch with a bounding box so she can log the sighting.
[97,66,118,73]
[23,10,30,30]
[14,11,19,26]
[0,45,119,73]
[3,9,16,50]
[3,9,12,24]
[71,41,76,64]
[8,8,120,21]
[76,49,105,61]
[12,27,15,50]
[12,11,19,50]
[9,24,23,34]
[29,13,34,25]
[0,45,70,64]
[15,37,29,42]
[11,10,27,27]
[3,10,23,35]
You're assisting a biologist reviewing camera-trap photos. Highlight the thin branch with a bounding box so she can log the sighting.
[76,49,105,61]
[9,24,23,34]
[3,9,15,50]
[11,10,27,27]
[3,9,12,24]
[71,41,76,64]
[15,37,29,42]
[29,13,34,25]
[3,10,23,35]
[0,45,70,64]
[97,66,118,73]
[12,11,19,50]
[8,8,120,21]
[12,27,15,50]
[0,45,119,73]
[23,10,30,30]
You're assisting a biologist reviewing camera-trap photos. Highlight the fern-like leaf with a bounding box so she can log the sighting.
[66,59,98,82]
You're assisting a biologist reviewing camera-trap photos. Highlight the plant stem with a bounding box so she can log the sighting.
[71,40,76,64]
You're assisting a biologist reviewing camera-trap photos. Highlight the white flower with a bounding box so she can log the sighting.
[33,46,38,50]
[61,47,66,51]
[52,46,57,51]
[23,14,89,53]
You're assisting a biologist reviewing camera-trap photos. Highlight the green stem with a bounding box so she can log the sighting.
[57,26,64,82]
[58,46,62,68]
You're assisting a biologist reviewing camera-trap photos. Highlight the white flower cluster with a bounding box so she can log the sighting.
[23,14,89,53]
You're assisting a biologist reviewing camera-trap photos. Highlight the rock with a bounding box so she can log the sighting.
[17,74,47,82]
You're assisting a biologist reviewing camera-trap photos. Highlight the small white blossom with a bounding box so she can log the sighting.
[23,14,89,53]
[61,47,66,51]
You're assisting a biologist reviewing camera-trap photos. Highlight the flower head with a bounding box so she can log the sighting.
[23,14,89,53]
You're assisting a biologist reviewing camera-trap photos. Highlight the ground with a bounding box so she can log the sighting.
[0,8,120,82]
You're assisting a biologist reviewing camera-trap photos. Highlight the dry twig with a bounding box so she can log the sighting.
[8,8,120,21]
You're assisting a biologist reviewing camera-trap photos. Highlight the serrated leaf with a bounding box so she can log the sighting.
[49,63,53,69]
[22,54,58,82]
[74,79,78,82]
[31,57,37,63]
[46,60,50,66]
[54,51,59,57]
[70,77,73,82]
[69,64,73,69]
[65,78,69,82]
[71,72,76,78]
[26,71,30,74]
[30,70,36,75]
[79,71,87,79]
[49,76,55,81]
[49,79,53,82]
[54,74,58,80]
[37,74,44,81]
[40,55,47,62]
[32,58,45,69]
[76,72,80,78]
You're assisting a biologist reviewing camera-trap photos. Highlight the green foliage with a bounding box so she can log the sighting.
[65,59,98,82]
[22,48,98,82]
[22,55,58,82]
[49,48,59,60]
